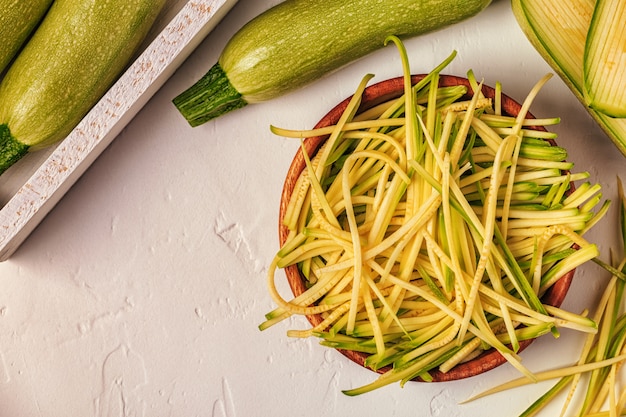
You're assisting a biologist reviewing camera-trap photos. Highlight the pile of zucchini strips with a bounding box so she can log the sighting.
[261,39,609,395]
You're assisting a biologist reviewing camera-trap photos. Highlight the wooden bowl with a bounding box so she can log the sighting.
[278,74,575,382]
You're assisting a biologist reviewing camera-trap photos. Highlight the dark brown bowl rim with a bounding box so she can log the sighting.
[278,74,574,382]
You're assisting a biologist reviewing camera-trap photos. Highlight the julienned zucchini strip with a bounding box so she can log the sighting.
[260,38,608,395]
[0,0,168,175]
[172,0,493,126]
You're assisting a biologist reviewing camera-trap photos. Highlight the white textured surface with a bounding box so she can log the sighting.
[0,0,624,416]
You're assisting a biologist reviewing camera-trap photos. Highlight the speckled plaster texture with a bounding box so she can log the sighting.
[0,0,624,416]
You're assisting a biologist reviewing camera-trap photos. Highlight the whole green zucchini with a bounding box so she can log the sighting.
[173,0,493,126]
[0,0,167,175]
[0,0,54,75]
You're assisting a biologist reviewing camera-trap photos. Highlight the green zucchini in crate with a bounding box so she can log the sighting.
[173,0,493,126]
[0,0,168,175]
[0,0,54,75]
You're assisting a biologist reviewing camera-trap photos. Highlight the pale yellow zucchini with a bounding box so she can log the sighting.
[583,0,626,117]
[512,0,626,157]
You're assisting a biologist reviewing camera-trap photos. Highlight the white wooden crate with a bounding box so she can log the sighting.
[0,0,238,261]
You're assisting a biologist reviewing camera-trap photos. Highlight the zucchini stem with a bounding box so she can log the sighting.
[0,124,29,175]
[173,63,247,126]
